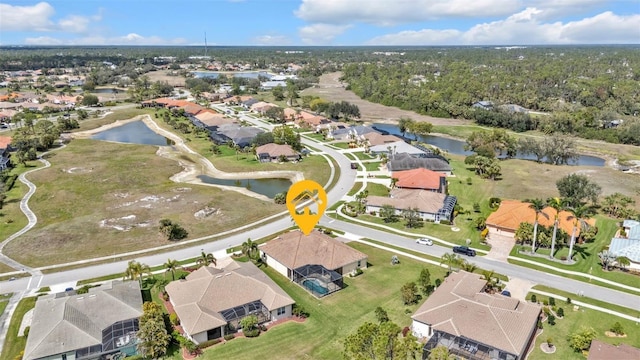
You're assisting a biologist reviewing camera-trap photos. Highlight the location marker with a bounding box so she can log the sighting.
[286,180,327,235]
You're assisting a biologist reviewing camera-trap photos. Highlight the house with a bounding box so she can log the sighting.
[260,230,368,297]
[363,132,403,146]
[250,101,277,114]
[260,80,288,90]
[413,271,541,360]
[165,258,295,345]
[369,140,425,157]
[256,143,300,162]
[587,340,640,360]
[0,136,12,170]
[366,188,457,223]
[472,101,494,110]
[286,110,329,128]
[212,124,264,147]
[386,152,452,176]
[392,168,447,193]
[23,281,143,360]
[485,200,595,239]
[608,219,640,269]
[500,104,529,113]
[326,125,378,141]
[194,111,235,131]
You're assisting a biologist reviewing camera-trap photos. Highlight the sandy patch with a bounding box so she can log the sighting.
[64,167,94,174]
[194,206,221,219]
[99,215,150,231]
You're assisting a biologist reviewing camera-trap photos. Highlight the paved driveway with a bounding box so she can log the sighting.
[485,233,515,262]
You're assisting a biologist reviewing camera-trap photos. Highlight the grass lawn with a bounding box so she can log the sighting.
[0,293,11,317]
[347,182,362,196]
[525,292,640,360]
[303,133,326,142]
[201,243,448,359]
[364,161,382,171]
[510,216,640,291]
[531,285,640,318]
[3,139,283,267]
[351,151,374,161]
[365,183,390,196]
[0,296,37,360]
[75,107,155,132]
[330,142,351,149]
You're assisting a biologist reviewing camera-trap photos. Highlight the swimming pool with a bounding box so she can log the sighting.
[302,278,329,295]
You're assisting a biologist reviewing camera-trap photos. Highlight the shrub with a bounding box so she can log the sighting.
[542,299,549,306]
[557,308,564,317]
[439,219,451,225]
[549,297,556,306]
[546,337,553,346]
[23,326,30,338]
[566,297,572,304]
[489,197,502,209]
[292,304,310,318]
[530,294,537,303]
[13,351,24,360]
[547,314,556,325]
[402,327,410,337]
[466,177,473,185]
[473,203,481,212]
[537,320,543,329]
[169,313,180,326]
[244,328,260,337]
[610,322,625,335]
[224,333,235,341]
[197,338,222,349]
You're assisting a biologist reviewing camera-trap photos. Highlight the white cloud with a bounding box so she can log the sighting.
[366,10,640,45]
[295,0,521,25]
[0,2,55,31]
[25,33,188,46]
[298,23,352,45]
[252,34,291,45]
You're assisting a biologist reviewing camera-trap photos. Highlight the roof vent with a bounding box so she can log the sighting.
[215,275,223,279]
[225,273,232,276]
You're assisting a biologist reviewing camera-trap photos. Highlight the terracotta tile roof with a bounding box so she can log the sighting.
[260,230,367,271]
[486,200,595,235]
[363,132,403,146]
[183,103,205,115]
[0,136,12,149]
[393,168,445,191]
[256,143,298,158]
[588,340,640,360]
[195,111,234,127]
[165,259,294,335]
[412,271,541,358]
[367,188,449,214]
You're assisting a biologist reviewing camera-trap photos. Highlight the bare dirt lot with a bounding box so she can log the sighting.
[147,69,186,87]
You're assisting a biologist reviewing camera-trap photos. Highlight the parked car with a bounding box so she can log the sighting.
[501,290,511,297]
[452,246,476,257]
[416,238,433,246]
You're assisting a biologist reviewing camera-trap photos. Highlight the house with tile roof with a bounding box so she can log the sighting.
[165,258,294,344]
[366,188,457,223]
[24,281,143,360]
[392,168,447,193]
[256,143,300,162]
[413,271,541,360]
[609,219,640,269]
[194,111,235,131]
[588,340,640,360]
[260,230,368,297]
[386,152,452,176]
[485,199,596,239]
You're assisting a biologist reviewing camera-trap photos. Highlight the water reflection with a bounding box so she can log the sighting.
[91,121,172,146]
[197,175,291,199]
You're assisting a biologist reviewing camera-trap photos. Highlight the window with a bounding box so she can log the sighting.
[357,260,361,268]
[277,307,286,316]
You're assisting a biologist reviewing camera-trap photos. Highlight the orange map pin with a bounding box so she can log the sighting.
[286,180,327,235]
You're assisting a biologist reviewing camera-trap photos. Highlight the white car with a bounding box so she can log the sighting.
[416,238,433,246]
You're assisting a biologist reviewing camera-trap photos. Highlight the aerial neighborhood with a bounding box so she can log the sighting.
[0,41,639,360]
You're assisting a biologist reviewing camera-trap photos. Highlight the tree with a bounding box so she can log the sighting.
[380,204,398,223]
[197,251,216,267]
[440,253,460,273]
[598,250,616,270]
[565,205,594,261]
[158,219,188,241]
[602,192,635,218]
[164,258,179,281]
[343,321,421,360]
[264,106,285,123]
[285,80,298,106]
[568,327,597,352]
[81,94,99,106]
[375,307,390,323]
[398,117,414,137]
[252,131,275,146]
[527,198,548,253]
[556,174,602,207]
[616,256,631,270]
[411,121,433,139]
[272,125,302,151]
[274,192,287,204]
[514,222,534,245]
[123,260,150,287]
[402,207,422,228]
[546,197,565,259]
[418,268,431,295]
[272,84,285,101]
[242,238,258,259]
[428,345,455,360]
[610,322,625,335]
[137,302,171,359]
[400,282,418,305]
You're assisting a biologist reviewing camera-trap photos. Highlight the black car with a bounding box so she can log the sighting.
[453,246,476,257]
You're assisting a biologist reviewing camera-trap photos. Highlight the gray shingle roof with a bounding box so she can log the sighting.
[387,153,451,172]
[24,281,142,360]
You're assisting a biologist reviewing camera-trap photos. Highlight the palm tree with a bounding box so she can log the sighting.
[482,270,497,291]
[164,258,180,281]
[527,198,548,254]
[459,259,477,273]
[242,238,258,259]
[616,256,630,270]
[440,253,460,273]
[197,251,216,267]
[390,177,399,189]
[546,197,565,259]
[565,205,594,262]
[123,260,151,287]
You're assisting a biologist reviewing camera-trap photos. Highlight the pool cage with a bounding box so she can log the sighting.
[292,264,343,298]
[220,300,271,331]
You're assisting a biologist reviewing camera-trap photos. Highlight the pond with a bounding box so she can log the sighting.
[92,88,123,94]
[92,121,173,146]
[197,175,291,199]
[372,123,605,167]
[192,71,273,80]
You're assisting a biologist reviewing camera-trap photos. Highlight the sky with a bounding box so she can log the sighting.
[0,0,639,46]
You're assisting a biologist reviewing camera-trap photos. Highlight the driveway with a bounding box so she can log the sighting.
[485,233,515,262]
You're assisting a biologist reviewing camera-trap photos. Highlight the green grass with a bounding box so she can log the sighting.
[364,162,382,171]
[201,243,448,359]
[365,183,390,196]
[304,133,326,142]
[0,296,37,360]
[36,287,50,293]
[75,108,155,132]
[525,292,640,360]
[351,151,374,161]
[77,258,204,285]
[531,285,640,318]
[330,142,351,149]
[347,182,363,196]
[0,293,11,317]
